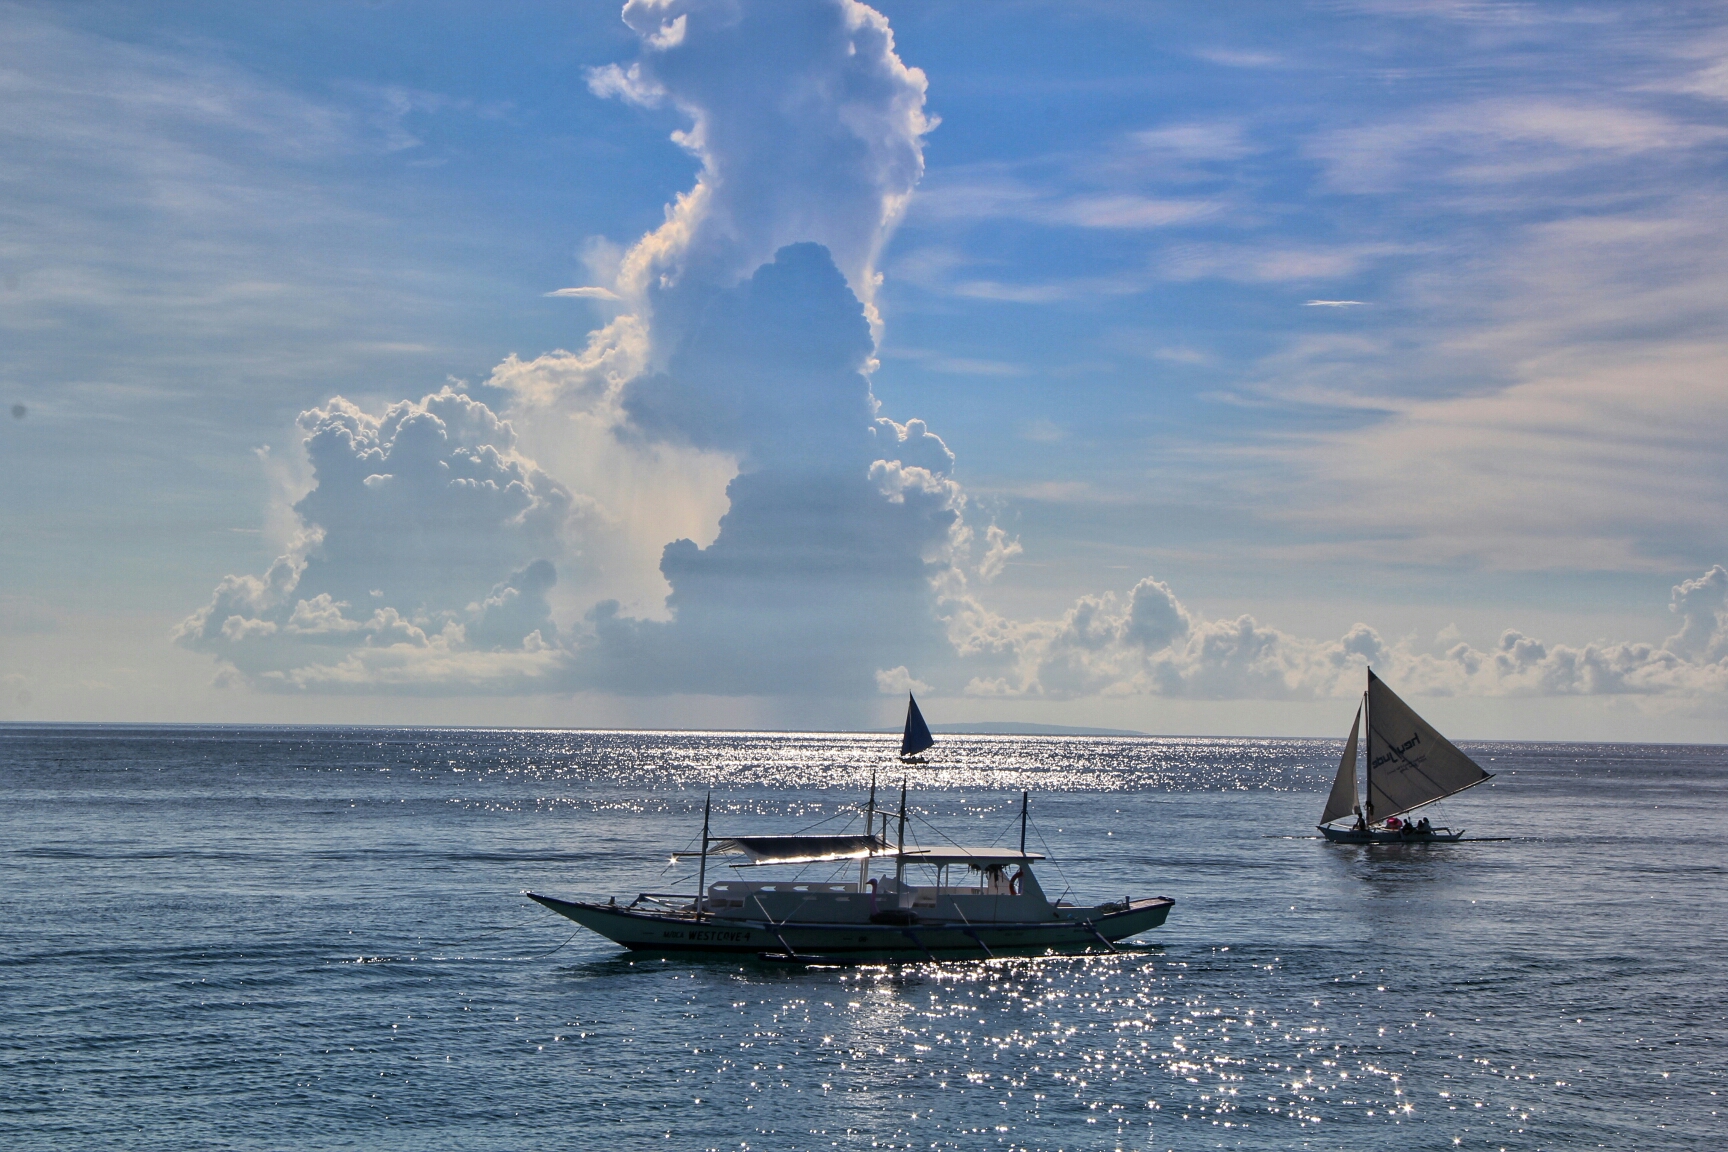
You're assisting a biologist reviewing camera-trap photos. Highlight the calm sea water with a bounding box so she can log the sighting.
[2,725,1723,1151]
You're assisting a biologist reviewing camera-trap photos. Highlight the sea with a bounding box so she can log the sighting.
[2,725,1723,1151]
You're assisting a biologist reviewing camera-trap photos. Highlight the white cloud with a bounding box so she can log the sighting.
[1018,418,1065,443]
[1192,48,1282,69]
[912,173,1216,231]
[544,286,623,300]
[875,665,930,695]
[1311,98,1725,194]
[1128,121,1258,162]
[977,525,1023,582]
[1256,195,1728,571]
[176,389,584,692]
[595,0,934,312]
[943,566,1728,707]
[1667,565,1728,662]
[488,314,648,415]
[1162,242,1410,284]
[0,6,491,397]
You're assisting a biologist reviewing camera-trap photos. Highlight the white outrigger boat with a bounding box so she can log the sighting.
[526,699,1174,961]
[527,787,1173,960]
[1318,669,1494,843]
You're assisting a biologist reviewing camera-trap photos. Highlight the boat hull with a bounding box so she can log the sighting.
[527,892,1174,958]
[1319,825,1464,843]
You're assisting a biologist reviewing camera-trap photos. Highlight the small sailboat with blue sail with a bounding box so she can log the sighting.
[900,692,934,761]
[1319,669,1494,843]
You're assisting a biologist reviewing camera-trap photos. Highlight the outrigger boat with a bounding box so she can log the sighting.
[526,708,1174,960]
[1319,669,1494,843]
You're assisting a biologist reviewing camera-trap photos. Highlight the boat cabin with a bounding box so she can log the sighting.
[693,838,1051,925]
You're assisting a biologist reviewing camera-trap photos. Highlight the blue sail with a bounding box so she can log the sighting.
[900,693,934,758]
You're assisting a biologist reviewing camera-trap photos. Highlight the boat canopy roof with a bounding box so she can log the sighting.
[703,834,890,865]
[689,838,1046,867]
[898,846,1044,865]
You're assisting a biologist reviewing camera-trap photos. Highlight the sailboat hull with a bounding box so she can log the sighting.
[527,891,1174,958]
[1319,825,1464,843]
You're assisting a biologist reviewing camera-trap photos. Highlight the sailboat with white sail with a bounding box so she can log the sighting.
[1318,669,1494,843]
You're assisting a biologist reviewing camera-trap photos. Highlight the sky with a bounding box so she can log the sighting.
[4,0,1728,739]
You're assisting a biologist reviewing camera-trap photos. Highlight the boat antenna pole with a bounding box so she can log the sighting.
[695,791,711,922]
[895,778,908,887]
[1019,789,1029,855]
[861,773,877,890]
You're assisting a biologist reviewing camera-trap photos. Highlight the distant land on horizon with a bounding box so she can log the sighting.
[886,722,1149,737]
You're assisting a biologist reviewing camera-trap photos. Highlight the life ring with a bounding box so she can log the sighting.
[1009,869,1024,895]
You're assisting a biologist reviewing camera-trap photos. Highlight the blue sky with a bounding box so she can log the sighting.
[4,0,1728,738]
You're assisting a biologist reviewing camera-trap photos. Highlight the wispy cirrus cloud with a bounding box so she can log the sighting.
[879,346,1028,377]
[912,176,1218,231]
[1310,98,1725,193]
[1161,242,1412,284]
[1190,48,1282,69]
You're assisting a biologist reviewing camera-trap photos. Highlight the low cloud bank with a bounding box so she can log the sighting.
[944,569,1728,703]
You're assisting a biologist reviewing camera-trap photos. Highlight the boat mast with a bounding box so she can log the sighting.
[860,772,877,890]
[695,791,711,922]
[895,779,908,887]
[1363,670,1373,826]
[1019,789,1029,855]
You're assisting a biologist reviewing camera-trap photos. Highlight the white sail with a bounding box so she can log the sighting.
[1319,704,1361,826]
[1365,671,1492,820]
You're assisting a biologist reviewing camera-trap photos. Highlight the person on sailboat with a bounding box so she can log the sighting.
[1352,805,1367,833]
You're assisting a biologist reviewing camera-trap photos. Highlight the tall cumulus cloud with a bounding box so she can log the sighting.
[180,0,973,699]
